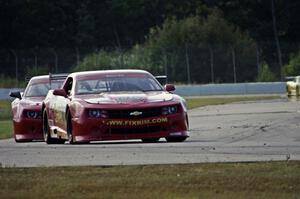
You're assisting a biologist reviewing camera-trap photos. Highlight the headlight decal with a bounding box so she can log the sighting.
[162,105,178,115]
[25,110,41,119]
[88,109,108,118]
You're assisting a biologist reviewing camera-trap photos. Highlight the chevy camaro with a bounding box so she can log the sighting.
[42,70,189,144]
[10,74,66,142]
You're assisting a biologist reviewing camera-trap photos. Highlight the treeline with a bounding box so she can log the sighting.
[75,11,257,83]
[1,0,300,85]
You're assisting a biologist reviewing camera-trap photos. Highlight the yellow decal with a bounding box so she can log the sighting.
[106,117,168,126]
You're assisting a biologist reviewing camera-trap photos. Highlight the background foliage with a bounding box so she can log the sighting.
[256,63,277,82]
[1,0,300,86]
[283,49,300,76]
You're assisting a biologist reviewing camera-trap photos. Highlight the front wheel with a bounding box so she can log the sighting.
[66,113,89,144]
[165,137,187,142]
[286,86,291,96]
[43,109,57,144]
[67,111,75,144]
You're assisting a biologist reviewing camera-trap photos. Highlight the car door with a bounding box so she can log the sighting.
[54,77,73,133]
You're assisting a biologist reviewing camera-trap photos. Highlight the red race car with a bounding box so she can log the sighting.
[10,74,67,142]
[42,70,189,144]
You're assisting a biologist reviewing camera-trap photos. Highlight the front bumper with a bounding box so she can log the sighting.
[71,113,189,142]
[13,118,43,141]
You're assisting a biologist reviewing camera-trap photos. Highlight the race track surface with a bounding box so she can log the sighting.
[1,97,300,167]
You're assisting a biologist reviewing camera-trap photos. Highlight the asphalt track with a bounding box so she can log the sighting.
[1,97,300,167]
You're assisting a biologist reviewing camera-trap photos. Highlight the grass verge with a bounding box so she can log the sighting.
[0,121,12,139]
[0,100,11,120]
[0,161,299,199]
[186,95,280,109]
[0,100,13,139]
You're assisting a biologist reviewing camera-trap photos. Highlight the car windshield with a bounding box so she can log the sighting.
[24,82,63,97]
[75,75,163,95]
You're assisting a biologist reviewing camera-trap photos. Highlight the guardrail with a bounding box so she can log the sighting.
[0,82,286,100]
[174,82,286,96]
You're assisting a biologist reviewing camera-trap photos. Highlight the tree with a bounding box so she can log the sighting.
[283,49,300,76]
[146,10,256,83]
[256,62,277,82]
[217,0,300,77]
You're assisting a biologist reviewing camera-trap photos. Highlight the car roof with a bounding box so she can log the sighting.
[29,75,65,84]
[30,75,49,80]
[28,75,49,84]
[69,69,151,80]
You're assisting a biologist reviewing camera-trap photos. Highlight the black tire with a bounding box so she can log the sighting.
[296,86,299,96]
[286,86,291,96]
[67,111,75,144]
[165,137,187,142]
[141,138,160,143]
[56,139,66,144]
[66,112,90,144]
[43,109,58,144]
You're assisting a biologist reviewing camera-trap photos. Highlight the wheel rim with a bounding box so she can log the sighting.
[67,113,73,143]
[43,111,49,142]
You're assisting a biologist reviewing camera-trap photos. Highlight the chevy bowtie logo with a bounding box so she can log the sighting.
[130,111,143,116]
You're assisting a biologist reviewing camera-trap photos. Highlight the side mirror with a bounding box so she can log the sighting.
[9,91,22,99]
[53,89,67,97]
[164,84,175,92]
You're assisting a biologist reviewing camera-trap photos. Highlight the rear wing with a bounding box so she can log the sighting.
[49,73,68,88]
[25,77,31,82]
[24,73,68,82]
[155,75,168,85]
[49,73,69,80]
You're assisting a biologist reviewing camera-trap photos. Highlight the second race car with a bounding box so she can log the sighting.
[286,76,300,96]
[10,74,67,142]
[42,70,189,144]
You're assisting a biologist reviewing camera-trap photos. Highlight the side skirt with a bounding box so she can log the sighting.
[49,126,68,140]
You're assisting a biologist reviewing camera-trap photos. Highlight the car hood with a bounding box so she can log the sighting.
[83,91,174,104]
[286,81,295,84]
[20,97,44,107]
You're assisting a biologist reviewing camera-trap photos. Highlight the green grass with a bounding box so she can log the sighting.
[186,96,280,109]
[0,120,13,139]
[0,100,12,120]
[0,161,299,199]
[0,100,13,139]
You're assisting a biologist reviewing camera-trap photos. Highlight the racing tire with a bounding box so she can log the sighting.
[165,136,187,142]
[141,138,160,143]
[56,138,66,144]
[43,109,59,144]
[67,111,75,144]
[66,112,90,144]
[286,86,291,96]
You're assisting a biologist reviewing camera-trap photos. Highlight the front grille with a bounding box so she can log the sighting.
[108,126,161,134]
[107,107,162,119]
